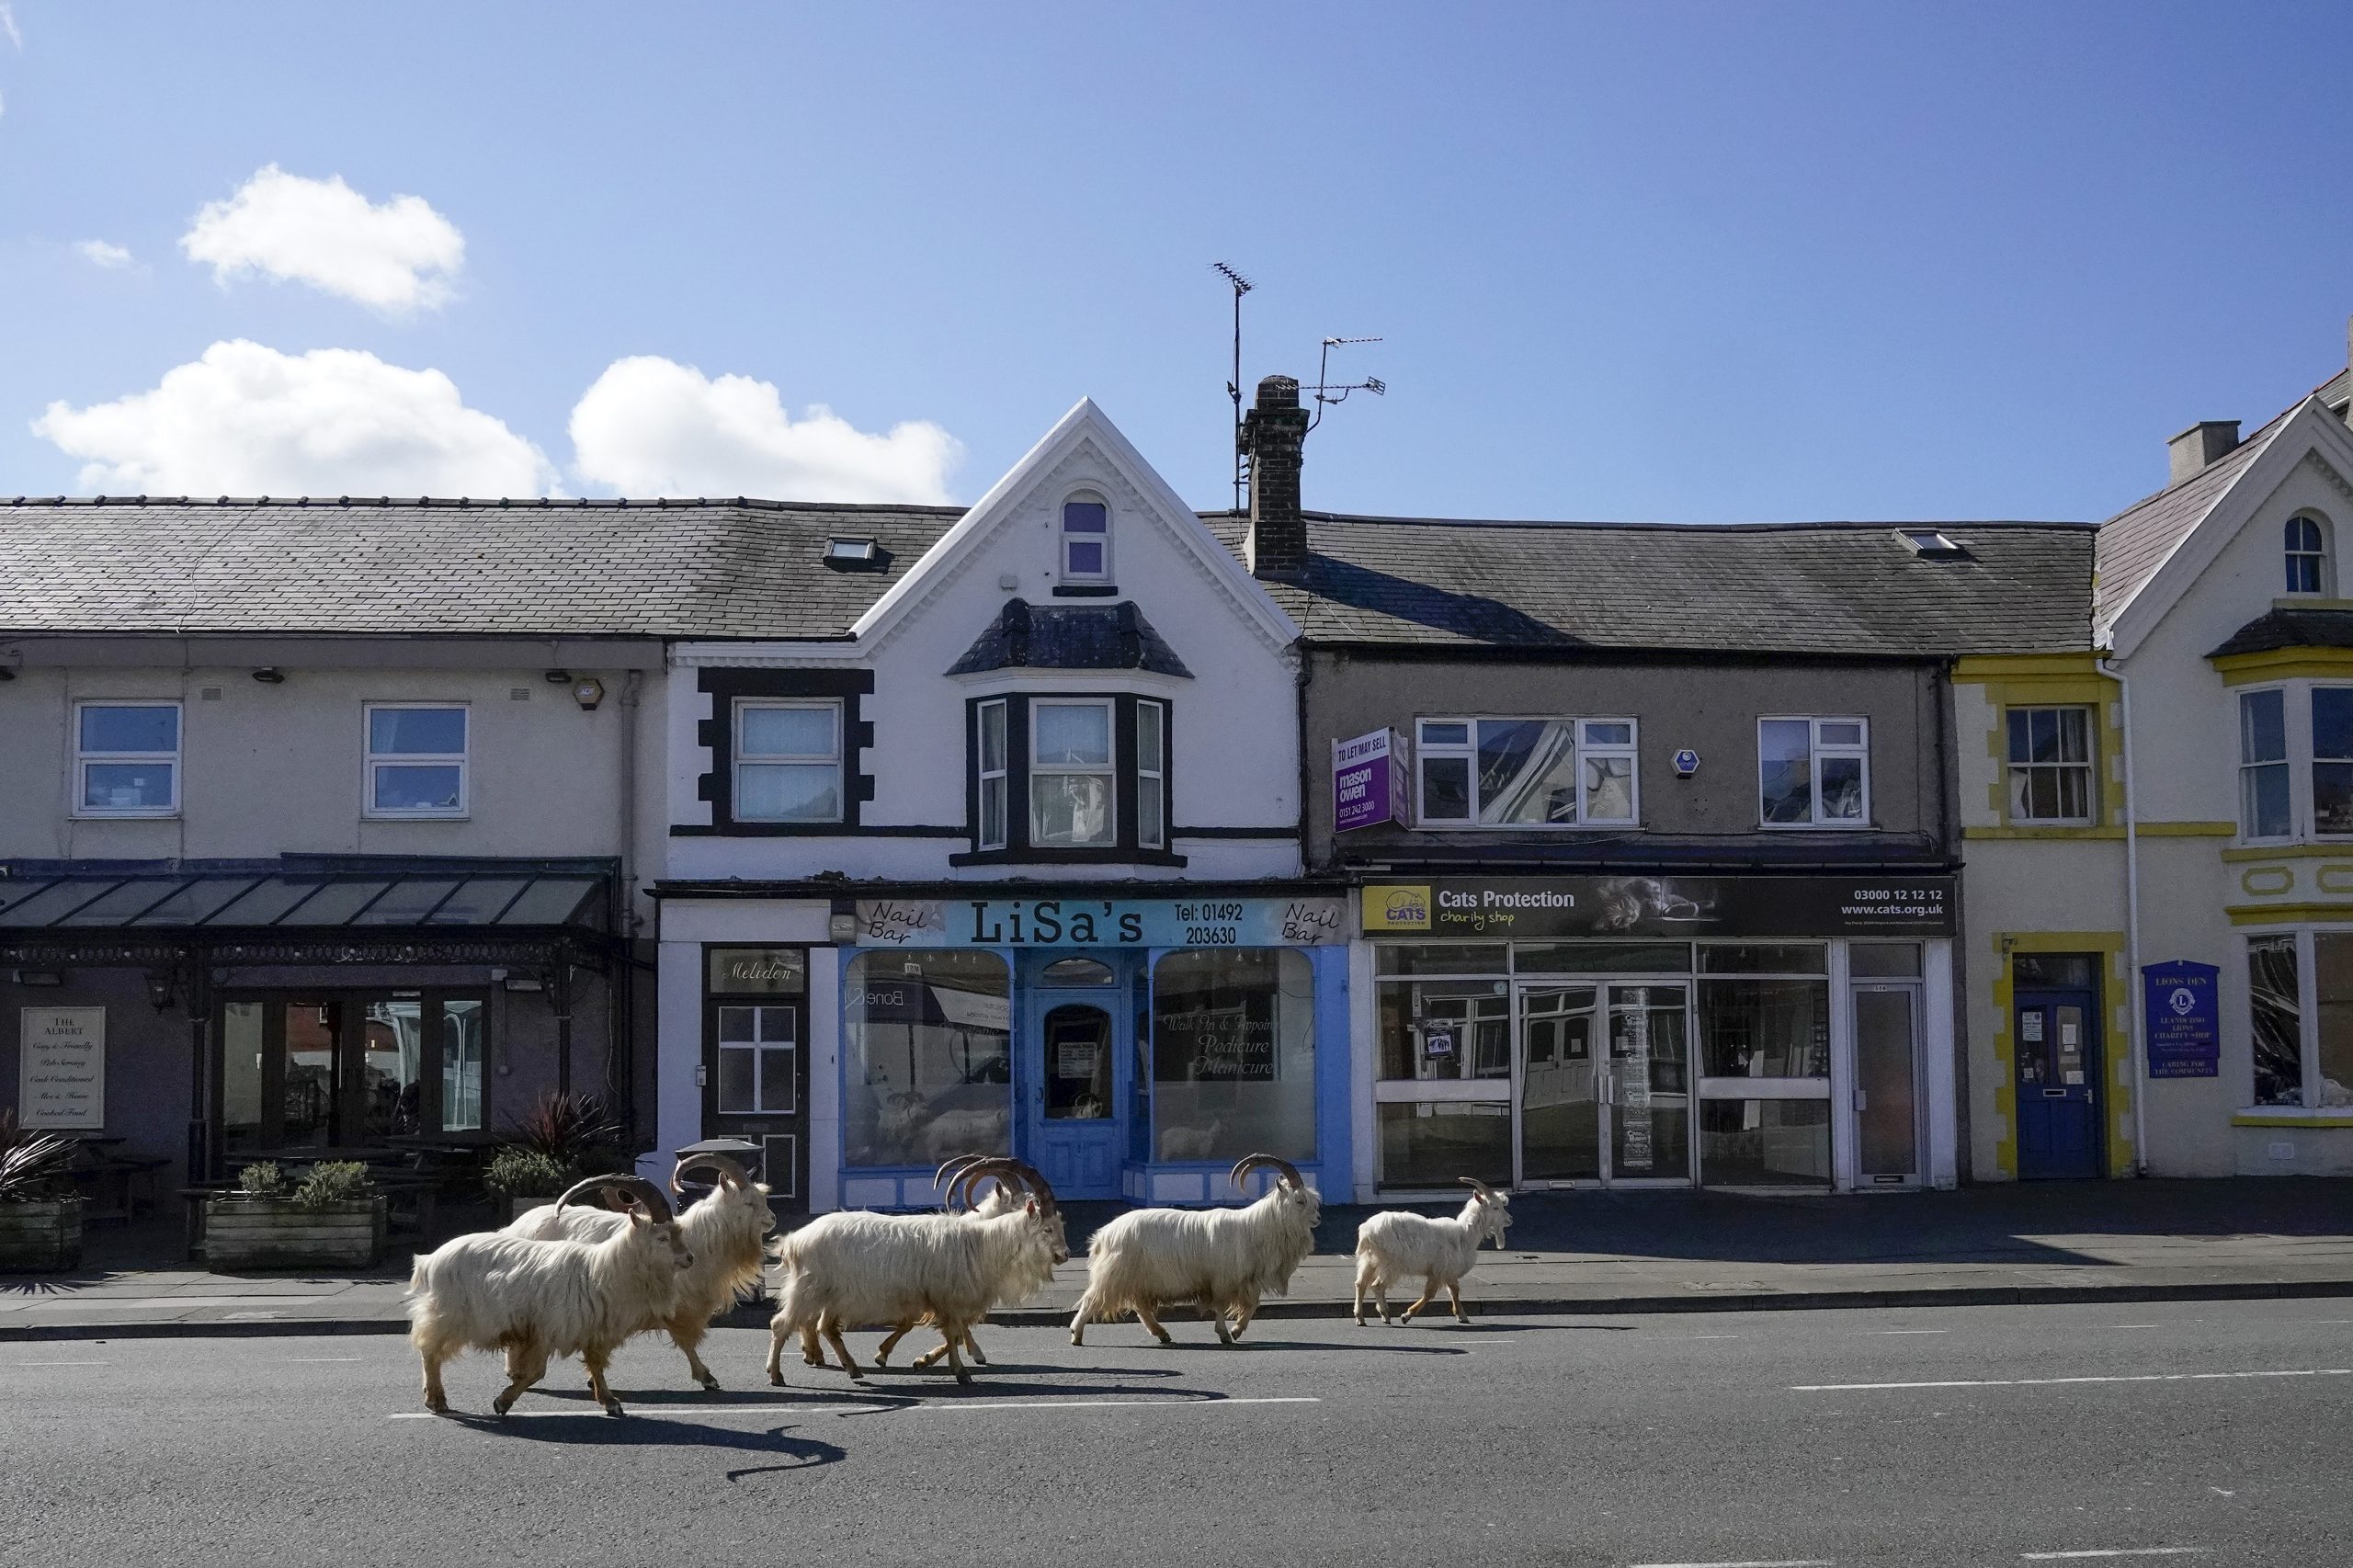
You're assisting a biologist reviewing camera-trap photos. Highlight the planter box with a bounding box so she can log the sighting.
[0,1198,85,1272]
[202,1196,386,1269]
[506,1194,563,1223]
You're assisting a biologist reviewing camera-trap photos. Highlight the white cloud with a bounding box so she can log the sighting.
[74,239,134,270]
[0,6,19,51]
[179,165,463,314]
[31,339,557,496]
[568,356,961,504]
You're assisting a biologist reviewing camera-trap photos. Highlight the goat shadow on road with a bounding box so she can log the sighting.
[433,1408,847,1478]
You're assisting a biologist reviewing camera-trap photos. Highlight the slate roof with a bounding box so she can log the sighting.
[945,598,1192,677]
[2207,607,2353,660]
[2090,408,2291,634]
[1203,513,2094,656]
[0,497,958,638]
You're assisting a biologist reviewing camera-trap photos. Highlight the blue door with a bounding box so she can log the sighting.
[2015,988,2100,1178]
[1021,978,1127,1199]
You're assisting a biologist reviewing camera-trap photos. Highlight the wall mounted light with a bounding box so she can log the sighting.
[544,669,571,685]
[251,667,285,685]
[144,968,179,1011]
[571,677,605,710]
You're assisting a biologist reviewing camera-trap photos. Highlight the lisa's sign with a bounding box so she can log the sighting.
[18,1006,105,1131]
[850,896,1346,949]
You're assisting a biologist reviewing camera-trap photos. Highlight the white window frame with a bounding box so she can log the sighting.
[1137,699,1167,849]
[2286,514,2329,597]
[1757,715,1871,829]
[1411,715,1642,828]
[2005,705,2096,826]
[1060,494,1112,584]
[363,702,471,820]
[2238,686,2294,843]
[2240,926,2353,1115]
[73,699,182,818]
[976,699,1009,852]
[1030,697,1117,846]
[733,698,845,825]
[715,1003,799,1116]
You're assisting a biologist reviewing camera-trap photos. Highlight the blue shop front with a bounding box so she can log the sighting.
[833,886,1350,1209]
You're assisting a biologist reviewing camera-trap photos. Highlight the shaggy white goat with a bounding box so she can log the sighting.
[1069,1154,1319,1347]
[407,1176,693,1417]
[870,1156,1063,1371]
[766,1165,1069,1386]
[1353,1176,1513,1325]
[507,1153,774,1389]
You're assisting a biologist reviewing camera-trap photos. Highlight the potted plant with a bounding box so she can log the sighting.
[0,1111,84,1272]
[203,1160,387,1269]
[484,1146,572,1221]
[483,1091,631,1221]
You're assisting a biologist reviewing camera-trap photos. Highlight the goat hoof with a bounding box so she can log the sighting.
[604,1403,625,1418]
[699,1376,722,1392]
[767,1370,784,1388]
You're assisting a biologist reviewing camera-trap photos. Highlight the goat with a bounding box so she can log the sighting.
[1353,1176,1513,1326]
[1069,1154,1318,1347]
[407,1176,693,1417]
[876,1092,1009,1168]
[1155,1116,1226,1162]
[506,1153,774,1389]
[765,1158,1067,1387]
[870,1156,1062,1371]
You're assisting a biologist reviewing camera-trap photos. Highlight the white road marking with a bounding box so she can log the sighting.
[388,1394,1322,1421]
[2108,1324,2162,1330]
[1630,1559,1833,1567]
[1879,1329,1948,1335]
[2,1360,110,1367]
[923,1395,1322,1412]
[1675,1334,1745,1340]
[285,1357,363,1363]
[1794,1368,2351,1392]
[2018,1549,2208,1560]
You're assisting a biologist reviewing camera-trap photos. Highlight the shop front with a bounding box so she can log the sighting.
[1354,873,1957,1194]
[832,887,1349,1209]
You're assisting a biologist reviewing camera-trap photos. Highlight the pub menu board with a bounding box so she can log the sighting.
[18,1006,105,1130]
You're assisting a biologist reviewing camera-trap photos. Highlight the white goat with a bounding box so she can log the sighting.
[506,1153,775,1389]
[1353,1176,1513,1325]
[406,1176,693,1417]
[765,1165,1069,1386]
[877,1093,1008,1168]
[1069,1154,1319,1347]
[870,1155,1063,1371]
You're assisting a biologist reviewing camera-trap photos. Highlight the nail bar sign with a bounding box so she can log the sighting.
[18,1006,105,1131]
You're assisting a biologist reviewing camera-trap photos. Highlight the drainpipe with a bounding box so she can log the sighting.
[2098,653,2150,1176]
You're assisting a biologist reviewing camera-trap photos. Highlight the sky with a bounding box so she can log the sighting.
[3,2,2351,525]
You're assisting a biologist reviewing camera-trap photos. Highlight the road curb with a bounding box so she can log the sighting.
[10,1275,2352,1343]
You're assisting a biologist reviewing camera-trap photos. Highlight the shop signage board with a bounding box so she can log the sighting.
[1333,728,1406,832]
[850,895,1347,949]
[2143,959,2220,1079]
[1359,874,1956,938]
[18,1006,105,1130]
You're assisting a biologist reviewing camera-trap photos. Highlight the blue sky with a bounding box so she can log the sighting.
[2,2,2349,523]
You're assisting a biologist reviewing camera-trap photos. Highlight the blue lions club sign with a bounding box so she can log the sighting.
[2143,959,2220,1079]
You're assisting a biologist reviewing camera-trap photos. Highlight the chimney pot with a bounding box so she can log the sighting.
[2167,420,2241,486]
[1241,375,1311,582]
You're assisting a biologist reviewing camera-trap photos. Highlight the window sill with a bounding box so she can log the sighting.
[1410,822,1642,832]
[1051,584,1119,597]
[362,813,472,824]
[68,811,180,822]
[2232,1109,2353,1127]
[1756,821,1876,832]
[949,846,1188,869]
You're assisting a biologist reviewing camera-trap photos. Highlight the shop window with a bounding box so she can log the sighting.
[1698,1100,1829,1186]
[1061,496,1110,583]
[2286,515,2328,596]
[440,999,484,1131]
[2248,931,2353,1111]
[2006,706,2094,824]
[1849,941,1924,979]
[1374,944,1510,977]
[845,949,1012,1167]
[1040,957,1115,986]
[365,703,468,817]
[1695,943,1826,975]
[717,1005,799,1115]
[2238,689,2290,839]
[1758,717,1869,826]
[1376,979,1511,1081]
[218,994,487,1153]
[734,699,843,824]
[74,699,181,816]
[1030,699,1116,846]
[1414,716,1639,826]
[1698,979,1830,1078]
[2248,935,2301,1108]
[1151,949,1316,1162]
[1378,1101,1512,1187]
[1515,942,1691,975]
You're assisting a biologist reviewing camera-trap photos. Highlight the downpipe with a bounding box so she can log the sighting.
[2099,654,2150,1177]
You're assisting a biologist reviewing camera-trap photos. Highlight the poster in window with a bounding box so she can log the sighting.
[1156,1006,1278,1082]
[18,1006,105,1130]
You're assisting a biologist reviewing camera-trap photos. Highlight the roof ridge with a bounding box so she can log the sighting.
[1284,512,2092,532]
[2,494,968,515]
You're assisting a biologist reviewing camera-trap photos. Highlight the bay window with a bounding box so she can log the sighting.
[963,693,1175,861]
[977,699,1009,851]
[1031,699,1115,846]
[2233,683,2353,841]
[2247,931,2353,1111]
[1415,716,1639,826]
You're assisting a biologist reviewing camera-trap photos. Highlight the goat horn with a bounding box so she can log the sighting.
[556,1174,675,1225]
[1005,1159,1058,1214]
[1458,1176,1498,1201]
[952,1157,1026,1211]
[675,1153,753,1194]
[934,1153,986,1206]
[1230,1153,1303,1192]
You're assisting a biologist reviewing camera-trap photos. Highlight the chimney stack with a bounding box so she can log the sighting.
[1240,374,1311,582]
[2167,420,2241,487]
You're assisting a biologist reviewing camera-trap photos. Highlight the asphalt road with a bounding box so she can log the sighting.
[3,1298,2348,1568]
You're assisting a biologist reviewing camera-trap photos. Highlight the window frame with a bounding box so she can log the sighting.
[2286,514,2329,597]
[2005,704,2097,826]
[976,699,1010,852]
[732,697,845,825]
[1411,714,1643,829]
[2243,926,2353,1114]
[73,699,183,819]
[1060,494,1112,584]
[713,1001,801,1117]
[1136,698,1167,850]
[1029,696,1119,847]
[361,701,471,821]
[1757,715,1872,829]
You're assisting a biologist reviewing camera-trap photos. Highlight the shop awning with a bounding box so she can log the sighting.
[0,869,608,932]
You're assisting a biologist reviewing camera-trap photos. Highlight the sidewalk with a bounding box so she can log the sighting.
[6,1179,2349,1341]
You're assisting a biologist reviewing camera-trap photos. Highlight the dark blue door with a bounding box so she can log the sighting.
[2015,988,2100,1178]
[1020,982,1126,1199]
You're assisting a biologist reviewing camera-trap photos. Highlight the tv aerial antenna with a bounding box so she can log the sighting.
[1212,261,1254,512]
[1308,335,1385,432]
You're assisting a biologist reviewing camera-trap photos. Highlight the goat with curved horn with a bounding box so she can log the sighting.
[1231,1153,1303,1191]
[1072,1154,1321,1347]
[557,1175,675,1224]
[1353,1175,1514,1327]
[671,1153,753,1199]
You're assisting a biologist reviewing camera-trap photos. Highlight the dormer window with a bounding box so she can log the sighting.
[2286,515,2328,596]
[1061,498,1110,582]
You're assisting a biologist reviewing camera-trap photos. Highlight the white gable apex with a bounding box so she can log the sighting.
[849,398,1299,655]
[2107,397,2353,657]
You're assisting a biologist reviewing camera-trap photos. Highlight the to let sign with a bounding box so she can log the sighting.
[2143,959,2220,1079]
[18,1006,106,1130]
[1333,728,1404,833]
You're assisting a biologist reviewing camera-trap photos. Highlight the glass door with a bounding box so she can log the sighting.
[1853,985,1922,1183]
[1515,983,1600,1182]
[1024,995,1124,1199]
[1607,983,1691,1182]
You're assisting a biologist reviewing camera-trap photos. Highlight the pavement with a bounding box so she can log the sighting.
[6,1298,2351,1565]
[6,1177,2350,1342]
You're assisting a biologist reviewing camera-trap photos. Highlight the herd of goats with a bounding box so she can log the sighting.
[406,1152,1515,1417]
